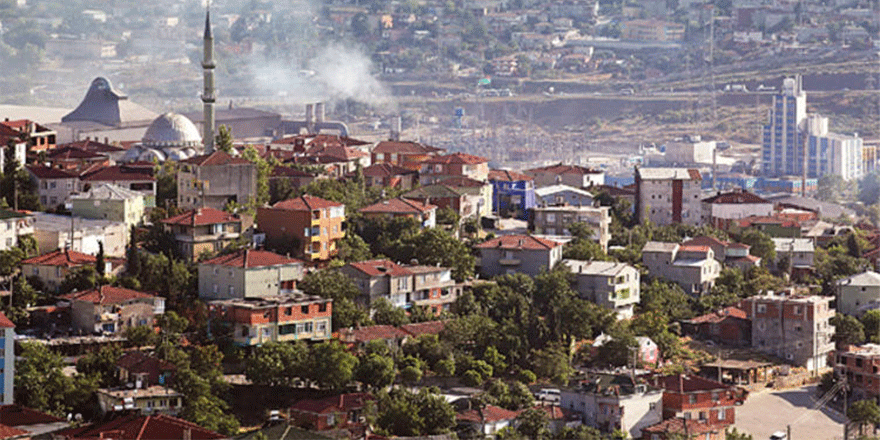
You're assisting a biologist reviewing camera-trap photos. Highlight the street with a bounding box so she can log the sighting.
[735,385,846,440]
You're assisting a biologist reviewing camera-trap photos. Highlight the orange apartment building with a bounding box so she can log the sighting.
[651,375,747,428]
[256,195,345,262]
[161,207,248,261]
[370,140,444,171]
[835,344,880,400]
[208,293,332,346]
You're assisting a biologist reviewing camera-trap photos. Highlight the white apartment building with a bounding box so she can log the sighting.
[635,167,703,226]
[563,260,640,319]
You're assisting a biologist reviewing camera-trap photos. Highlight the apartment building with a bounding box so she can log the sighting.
[177,150,258,210]
[835,344,880,401]
[524,163,604,188]
[837,271,880,317]
[197,249,304,300]
[256,195,345,261]
[419,152,489,185]
[70,183,145,229]
[370,140,444,171]
[563,260,640,319]
[208,293,332,346]
[530,204,611,251]
[340,259,461,314]
[635,168,703,226]
[60,286,165,335]
[0,313,13,404]
[21,248,124,293]
[642,242,721,296]
[701,190,774,229]
[476,235,563,278]
[741,294,835,369]
[560,373,663,439]
[161,207,247,261]
[488,169,536,220]
[651,375,747,428]
[0,209,33,251]
[26,165,79,208]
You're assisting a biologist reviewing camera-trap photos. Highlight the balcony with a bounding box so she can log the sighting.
[499,258,521,266]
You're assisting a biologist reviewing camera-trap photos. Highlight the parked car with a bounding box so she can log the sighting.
[535,388,561,403]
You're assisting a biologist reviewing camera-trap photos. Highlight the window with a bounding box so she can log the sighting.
[317,321,327,335]
[319,303,327,312]
[301,305,310,314]
[285,307,292,315]
[689,395,697,404]
[212,284,218,294]
[241,326,249,337]
[793,306,801,315]
[757,304,766,313]
[228,286,235,296]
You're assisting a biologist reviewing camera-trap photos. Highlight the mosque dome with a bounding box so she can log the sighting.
[142,112,202,148]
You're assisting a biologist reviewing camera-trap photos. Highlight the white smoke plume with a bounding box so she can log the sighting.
[308,43,394,111]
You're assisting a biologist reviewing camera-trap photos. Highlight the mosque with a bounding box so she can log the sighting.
[51,9,281,157]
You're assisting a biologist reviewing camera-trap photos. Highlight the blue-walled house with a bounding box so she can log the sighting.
[0,312,13,404]
[488,169,536,220]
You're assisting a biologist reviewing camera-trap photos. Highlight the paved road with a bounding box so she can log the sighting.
[735,385,846,440]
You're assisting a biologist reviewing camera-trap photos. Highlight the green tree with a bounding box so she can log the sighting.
[95,241,105,277]
[356,353,396,390]
[373,387,455,436]
[739,229,776,264]
[639,279,694,321]
[245,341,308,386]
[15,342,96,417]
[849,399,880,437]
[153,161,179,210]
[76,345,122,388]
[308,341,357,390]
[299,269,360,300]
[833,314,866,346]
[529,343,572,385]
[336,232,373,263]
[372,298,409,326]
[726,428,754,440]
[516,407,549,440]
[863,310,880,343]
[399,365,423,385]
[59,266,98,294]
[179,394,241,436]
[214,125,234,153]
[331,297,370,331]
[124,325,158,348]
[387,228,476,281]
[241,145,273,209]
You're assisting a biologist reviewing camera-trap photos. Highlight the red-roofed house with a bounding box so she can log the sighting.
[116,351,177,388]
[197,249,304,300]
[336,324,411,347]
[45,146,110,174]
[21,249,125,292]
[640,418,724,440]
[524,163,604,188]
[257,196,345,261]
[420,152,490,184]
[55,412,224,440]
[0,119,56,151]
[475,235,563,278]
[289,393,374,431]
[456,404,521,437]
[340,260,461,314]
[371,140,444,171]
[0,404,68,437]
[357,163,419,190]
[359,197,437,228]
[681,307,751,346]
[161,207,249,261]
[177,150,257,211]
[80,163,157,208]
[701,190,773,229]
[650,375,747,428]
[60,286,165,335]
[26,165,79,208]
[209,293,332,346]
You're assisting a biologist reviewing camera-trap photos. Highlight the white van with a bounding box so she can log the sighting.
[536,388,561,403]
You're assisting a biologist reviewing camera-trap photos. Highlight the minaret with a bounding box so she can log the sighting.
[202,7,216,153]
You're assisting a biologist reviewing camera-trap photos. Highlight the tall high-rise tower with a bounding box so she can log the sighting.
[202,7,216,153]
[761,75,806,177]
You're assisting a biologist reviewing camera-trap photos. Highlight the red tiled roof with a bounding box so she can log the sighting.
[736,215,800,228]
[180,150,251,166]
[423,152,488,165]
[56,413,224,440]
[340,325,410,343]
[488,169,533,182]
[728,255,761,264]
[271,195,344,211]
[200,249,302,268]
[372,140,444,155]
[116,351,176,374]
[22,249,96,267]
[360,163,416,178]
[457,405,520,423]
[60,286,157,305]
[728,243,750,249]
[677,245,711,253]
[46,146,105,160]
[684,306,747,324]
[475,235,562,251]
[703,190,771,204]
[161,207,239,227]
[654,374,731,393]
[80,165,155,182]
[347,260,412,277]
[524,163,602,175]
[534,405,579,421]
[438,176,487,187]
[400,320,446,337]
[305,144,368,161]
[0,405,64,427]
[642,418,721,435]
[0,312,14,329]
[0,423,27,437]
[682,236,729,248]
[26,165,78,179]
[291,393,374,414]
[61,140,124,153]
[359,198,435,215]
[270,166,315,178]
